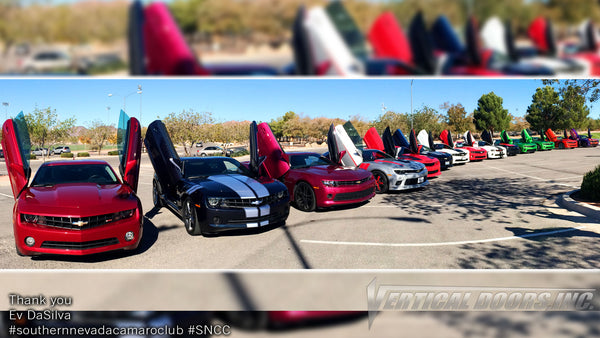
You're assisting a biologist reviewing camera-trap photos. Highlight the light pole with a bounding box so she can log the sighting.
[410,80,414,130]
[108,85,142,115]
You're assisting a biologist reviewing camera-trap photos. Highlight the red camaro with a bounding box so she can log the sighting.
[440,129,487,161]
[2,111,143,256]
[253,122,375,212]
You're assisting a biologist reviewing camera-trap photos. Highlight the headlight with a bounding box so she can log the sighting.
[113,209,136,221]
[394,169,405,175]
[22,214,38,223]
[207,197,222,208]
[322,180,339,187]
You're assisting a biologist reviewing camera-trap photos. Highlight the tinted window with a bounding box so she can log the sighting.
[184,158,251,178]
[362,149,393,161]
[289,154,333,169]
[31,164,119,186]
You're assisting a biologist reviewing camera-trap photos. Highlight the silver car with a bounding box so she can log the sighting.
[359,149,429,193]
[53,146,71,154]
[195,145,224,157]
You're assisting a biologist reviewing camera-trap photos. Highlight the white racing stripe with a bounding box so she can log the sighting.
[231,174,270,198]
[208,175,256,198]
[300,225,588,247]
[259,205,270,216]
[243,207,259,218]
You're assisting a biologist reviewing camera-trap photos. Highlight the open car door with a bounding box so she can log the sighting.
[128,0,146,75]
[545,129,558,142]
[417,130,432,149]
[342,121,365,149]
[117,110,142,192]
[464,131,478,147]
[1,112,31,199]
[440,130,455,147]
[326,1,368,60]
[140,1,210,75]
[144,120,182,195]
[248,121,267,177]
[408,129,423,154]
[500,130,513,144]
[303,6,364,76]
[363,127,385,152]
[382,127,397,157]
[331,124,362,167]
[256,122,290,179]
[521,129,534,143]
[481,130,494,145]
[392,129,410,150]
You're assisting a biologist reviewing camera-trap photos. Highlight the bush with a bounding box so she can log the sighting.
[77,152,90,157]
[30,154,37,160]
[581,165,600,201]
[108,150,119,156]
[231,149,249,157]
[60,152,74,158]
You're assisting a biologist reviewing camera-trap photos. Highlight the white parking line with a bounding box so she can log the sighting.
[0,192,13,199]
[481,165,580,188]
[300,225,587,247]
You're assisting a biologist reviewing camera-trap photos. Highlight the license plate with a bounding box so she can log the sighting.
[418,177,424,183]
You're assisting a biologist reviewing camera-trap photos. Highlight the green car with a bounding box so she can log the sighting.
[522,129,554,151]
[500,130,537,153]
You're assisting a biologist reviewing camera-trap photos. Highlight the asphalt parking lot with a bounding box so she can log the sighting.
[0,147,599,269]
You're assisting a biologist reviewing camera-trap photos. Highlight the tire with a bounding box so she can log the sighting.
[152,179,163,208]
[372,171,388,194]
[558,142,565,149]
[294,181,316,212]
[200,153,207,157]
[183,198,202,236]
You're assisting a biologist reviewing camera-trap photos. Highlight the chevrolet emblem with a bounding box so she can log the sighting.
[73,220,88,227]
[250,199,261,206]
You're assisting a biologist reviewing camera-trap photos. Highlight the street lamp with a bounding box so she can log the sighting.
[410,80,414,130]
[108,85,142,116]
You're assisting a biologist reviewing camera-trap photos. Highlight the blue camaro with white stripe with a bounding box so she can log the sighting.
[145,120,290,236]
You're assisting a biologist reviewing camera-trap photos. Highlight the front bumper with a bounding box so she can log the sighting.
[389,171,429,191]
[315,179,376,208]
[200,198,290,233]
[536,142,555,150]
[14,209,143,256]
[518,144,537,153]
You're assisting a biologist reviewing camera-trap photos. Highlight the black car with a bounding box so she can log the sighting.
[144,120,290,236]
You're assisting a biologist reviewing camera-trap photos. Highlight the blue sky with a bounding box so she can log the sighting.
[0,79,595,127]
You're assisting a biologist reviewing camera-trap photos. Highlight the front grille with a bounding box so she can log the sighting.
[395,168,422,174]
[41,238,119,250]
[424,162,436,167]
[221,194,285,208]
[333,187,374,202]
[21,210,136,230]
[405,177,426,185]
[336,177,372,186]
[227,212,282,224]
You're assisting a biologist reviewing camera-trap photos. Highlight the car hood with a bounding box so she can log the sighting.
[18,183,138,216]
[186,174,286,199]
[292,165,372,180]
[371,158,425,170]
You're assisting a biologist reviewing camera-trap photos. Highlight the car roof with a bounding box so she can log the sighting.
[41,159,110,167]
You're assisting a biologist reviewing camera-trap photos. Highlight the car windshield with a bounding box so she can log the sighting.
[362,149,394,161]
[289,154,333,169]
[31,163,119,186]
[183,157,252,178]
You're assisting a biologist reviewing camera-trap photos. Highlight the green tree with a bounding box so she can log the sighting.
[525,86,569,131]
[371,110,409,133]
[163,109,214,156]
[440,102,474,134]
[85,121,114,155]
[24,106,76,160]
[473,92,511,135]
[411,105,444,135]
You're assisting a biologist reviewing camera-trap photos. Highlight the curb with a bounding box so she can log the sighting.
[557,189,600,222]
